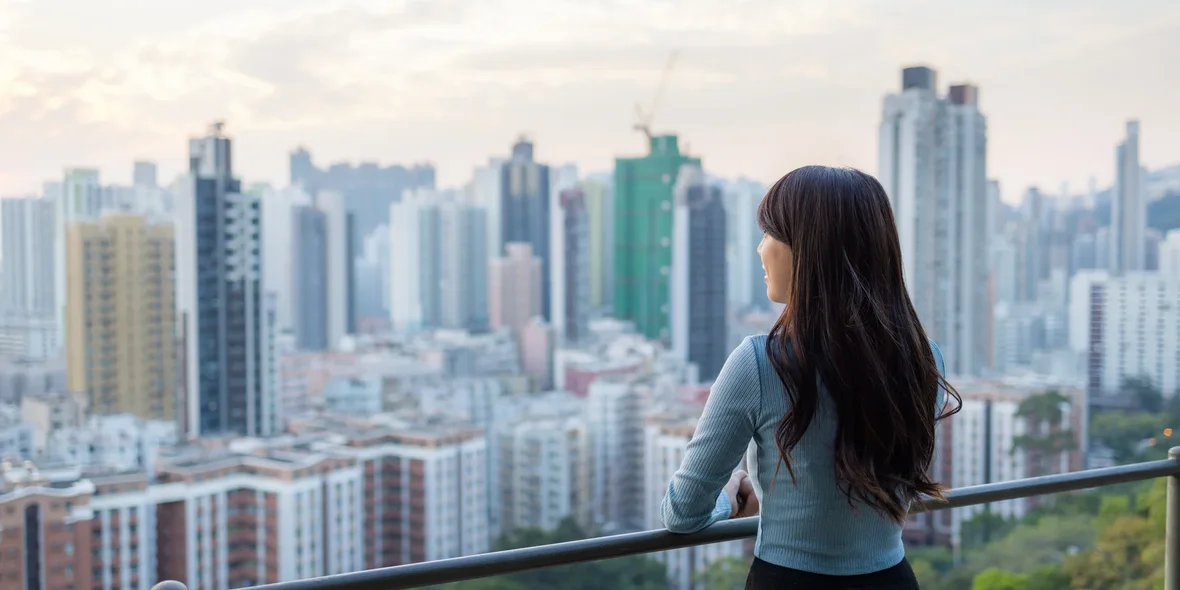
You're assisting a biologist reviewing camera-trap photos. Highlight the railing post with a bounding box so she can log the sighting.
[1167,447,1180,590]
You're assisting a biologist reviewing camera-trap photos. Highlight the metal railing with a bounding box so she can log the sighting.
[150,447,1180,590]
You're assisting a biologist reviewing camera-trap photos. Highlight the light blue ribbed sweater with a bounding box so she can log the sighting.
[660,335,946,575]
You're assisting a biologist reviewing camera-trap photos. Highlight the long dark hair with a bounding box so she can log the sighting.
[756,165,961,522]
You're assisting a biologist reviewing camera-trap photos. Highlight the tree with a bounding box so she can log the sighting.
[1025,565,1069,590]
[1090,410,1168,464]
[909,559,939,590]
[1064,515,1160,590]
[960,510,1016,548]
[971,568,1028,590]
[1012,390,1076,476]
[1123,377,1163,413]
[695,556,748,590]
[441,519,667,590]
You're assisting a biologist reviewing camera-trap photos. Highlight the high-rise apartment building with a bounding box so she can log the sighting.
[946,377,1085,543]
[133,160,158,188]
[501,138,552,321]
[440,203,490,332]
[558,188,591,342]
[488,243,543,332]
[55,169,105,343]
[1070,269,1180,398]
[0,196,57,318]
[579,178,614,310]
[258,184,313,335]
[670,165,728,381]
[319,191,355,346]
[175,122,275,437]
[0,414,489,590]
[291,205,329,350]
[1111,120,1147,273]
[723,179,768,312]
[65,214,176,421]
[498,413,589,533]
[614,135,701,343]
[472,157,507,259]
[644,415,745,589]
[878,67,989,376]
[586,377,646,532]
[388,191,488,332]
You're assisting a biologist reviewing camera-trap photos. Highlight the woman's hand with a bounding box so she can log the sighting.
[735,473,760,518]
[723,470,747,518]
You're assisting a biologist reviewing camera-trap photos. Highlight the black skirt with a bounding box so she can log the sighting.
[744,557,920,590]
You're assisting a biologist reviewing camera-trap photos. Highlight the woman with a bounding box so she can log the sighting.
[660,165,960,589]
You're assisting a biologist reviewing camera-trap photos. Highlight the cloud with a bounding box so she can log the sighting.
[0,0,1178,196]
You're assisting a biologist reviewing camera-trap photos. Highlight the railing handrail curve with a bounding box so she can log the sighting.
[149,451,1180,590]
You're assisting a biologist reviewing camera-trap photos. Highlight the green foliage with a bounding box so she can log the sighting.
[959,511,1016,549]
[1090,410,1168,463]
[1025,565,1069,590]
[435,519,667,590]
[919,476,1167,589]
[1123,377,1163,412]
[972,568,1028,590]
[694,556,749,590]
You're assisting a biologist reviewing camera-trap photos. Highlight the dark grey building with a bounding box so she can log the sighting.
[179,123,275,437]
[560,188,591,342]
[671,165,728,382]
[291,205,328,350]
[501,138,552,321]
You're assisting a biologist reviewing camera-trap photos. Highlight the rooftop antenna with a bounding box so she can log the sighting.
[633,50,680,141]
[208,120,226,136]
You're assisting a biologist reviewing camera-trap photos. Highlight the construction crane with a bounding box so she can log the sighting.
[633,50,680,140]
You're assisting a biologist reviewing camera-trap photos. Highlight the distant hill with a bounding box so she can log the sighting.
[1093,192,1180,233]
[1149,192,1180,234]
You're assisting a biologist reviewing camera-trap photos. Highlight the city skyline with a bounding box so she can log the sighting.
[2,0,1179,200]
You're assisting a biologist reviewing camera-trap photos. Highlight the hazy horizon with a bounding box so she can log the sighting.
[2,0,1178,202]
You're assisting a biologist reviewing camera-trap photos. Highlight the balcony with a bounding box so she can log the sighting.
[150,448,1180,590]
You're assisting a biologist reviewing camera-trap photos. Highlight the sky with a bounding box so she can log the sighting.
[1,0,1178,202]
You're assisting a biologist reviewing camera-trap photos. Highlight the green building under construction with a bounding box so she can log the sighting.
[613,134,701,343]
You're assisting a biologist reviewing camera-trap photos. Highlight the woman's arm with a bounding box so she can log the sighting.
[661,337,762,533]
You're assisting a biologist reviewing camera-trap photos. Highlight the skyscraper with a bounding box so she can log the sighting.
[1111,120,1146,272]
[259,184,313,334]
[723,179,768,311]
[489,243,543,332]
[614,135,701,343]
[65,214,176,421]
[291,205,328,350]
[878,67,989,376]
[579,178,614,310]
[133,161,158,188]
[0,196,57,318]
[501,137,552,321]
[319,191,355,346]
[670,165,728,381]
[54,168,104,344]
[175,122,275,437]
[558,188,591,342]
[439,202,489,332]
[388,190,488,332]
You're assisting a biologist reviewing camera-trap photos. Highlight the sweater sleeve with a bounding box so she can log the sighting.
[930,339,947,415]
[661,337,762,533]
